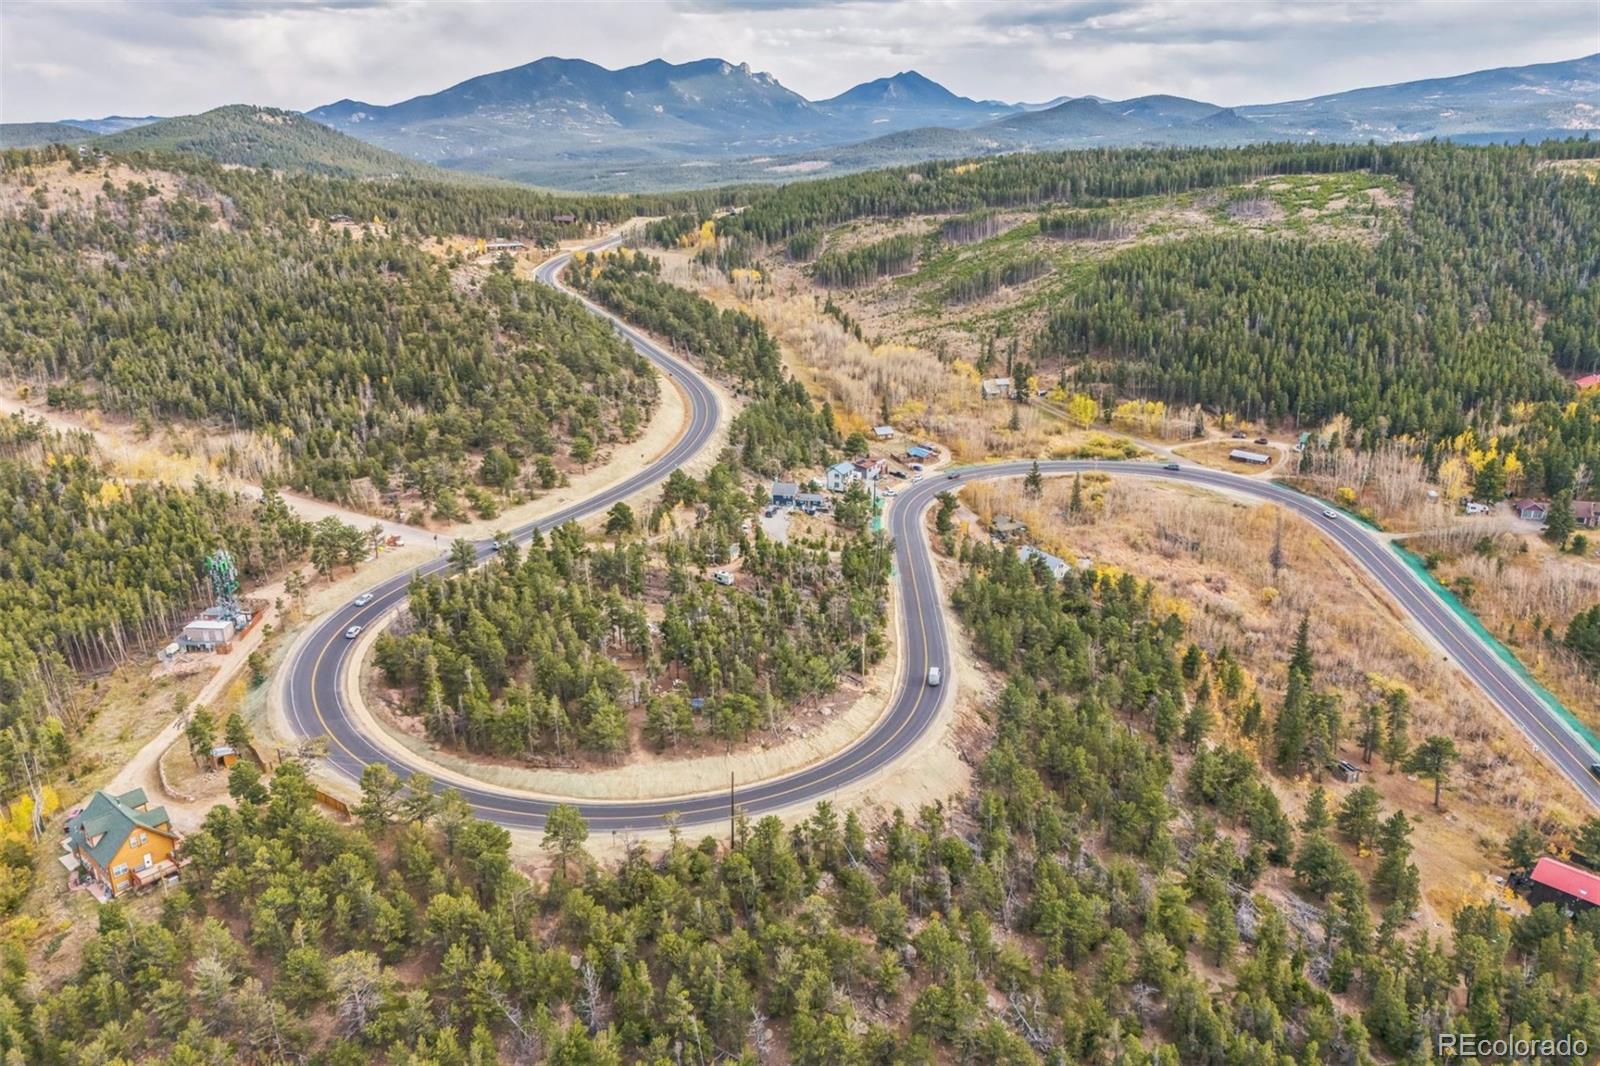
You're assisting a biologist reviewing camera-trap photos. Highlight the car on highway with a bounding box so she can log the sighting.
[1163,463,1181,471]
[946,471,960,480]
[344,625,363,640]
[1590,763,1600,783]
[926,666,942,687]
[353,592,374,607]
[1322,509,1339,519]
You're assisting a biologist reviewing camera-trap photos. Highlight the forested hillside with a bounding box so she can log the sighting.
[566,251,838,475]
[0,149,665,507]
[7,543,1598,1063]
[654,140,1600,471]
[0,413,314,909]
[95,106,468,180]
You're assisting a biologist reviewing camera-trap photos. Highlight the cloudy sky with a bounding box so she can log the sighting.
[2,0,1596,123]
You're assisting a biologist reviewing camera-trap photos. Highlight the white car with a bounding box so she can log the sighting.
[880,487,897,498]
[1321,509,1339,519]
[344,625,363,640]
[353,592,374,607]
[911,474,924,483]
[926,666,942,687]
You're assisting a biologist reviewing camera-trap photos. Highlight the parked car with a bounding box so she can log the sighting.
[891,470,908,480]
[926,666,942,687]
[910,463,924,472]
[344,625,363,640]
[1254,437,1269,445]
[764,506,778,517]
[712,570,735,586]
[880,487,897,498]
[911,474,924,483]
[1231,431,1247,439]
[353,592,374,607]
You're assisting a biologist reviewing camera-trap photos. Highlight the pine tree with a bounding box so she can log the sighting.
[1289,614,1314,679]
[1381,689,1411,770]
[1545,489,1576,548]
[1373,810,1419,912]
[1183,678,1214,750]
[1334,784,1382,848]
[1024,460,1043,497]
[1357,702,1384,764]
[1404,735,1459,809]
[1274,668,1311,773]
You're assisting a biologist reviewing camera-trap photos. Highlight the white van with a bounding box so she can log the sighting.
[926,666,942,687]
[712,570,735,586]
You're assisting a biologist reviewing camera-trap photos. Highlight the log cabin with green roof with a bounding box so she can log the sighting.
[60,787,181,900]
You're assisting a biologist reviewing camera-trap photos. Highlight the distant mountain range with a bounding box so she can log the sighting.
[5,53,1597,190]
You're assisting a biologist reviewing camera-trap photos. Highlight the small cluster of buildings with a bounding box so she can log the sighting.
[768,432,945,516]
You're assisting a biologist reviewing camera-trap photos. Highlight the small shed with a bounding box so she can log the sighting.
[209,745,239,770]
[1331,760,1363,783]
[1228,448,1271,465]
[1528,856,1600,911]
[980,378,1014,401]
[873,425,896,441]
[906,445,935,461]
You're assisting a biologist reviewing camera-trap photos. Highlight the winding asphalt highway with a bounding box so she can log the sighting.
[284,243,1600,833]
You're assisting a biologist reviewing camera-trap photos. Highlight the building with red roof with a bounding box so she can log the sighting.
[1575,373,1600,390]
[1528,856,1600,911]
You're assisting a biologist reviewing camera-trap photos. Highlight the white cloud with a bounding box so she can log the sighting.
[0,0,1594,122]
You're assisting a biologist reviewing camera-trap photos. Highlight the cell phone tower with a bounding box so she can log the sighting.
[205,548,241,615]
